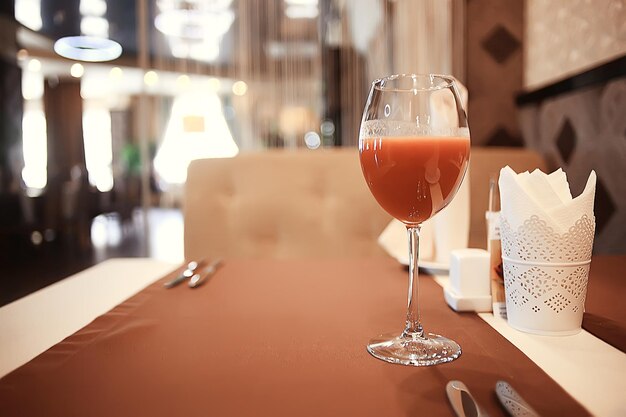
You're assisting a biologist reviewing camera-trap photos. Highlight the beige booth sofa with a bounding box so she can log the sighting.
[184,147,545,261]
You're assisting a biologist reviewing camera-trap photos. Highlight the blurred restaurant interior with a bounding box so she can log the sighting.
[0,0,625,306]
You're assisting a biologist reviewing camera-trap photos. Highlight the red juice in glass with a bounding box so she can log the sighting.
[359,135,470,225]
[359,75,469,366]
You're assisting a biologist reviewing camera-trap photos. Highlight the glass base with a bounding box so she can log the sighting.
[367,332,461,366]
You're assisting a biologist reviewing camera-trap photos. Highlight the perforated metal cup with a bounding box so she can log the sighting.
[500,214,595,335]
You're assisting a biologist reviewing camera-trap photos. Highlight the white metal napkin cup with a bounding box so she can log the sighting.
[500,214,595,335]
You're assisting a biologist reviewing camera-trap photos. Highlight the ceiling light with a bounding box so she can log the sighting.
[54,36,122,62]
[109,67,123,79]
[22,71,44,100]
[176,74,191,88]
[70,63,85,78]
[207,77,221,92]
[153,93,239,185]
[188,40,220,62]
[155,9,234,40]
[170,42,190,58]
[232,81,248,96]
[27,58,41,72]
[285,0,318,5]
[15,0,43,31]
[182,115,205,133]
[285,5,319,19]
[80,16,109,38]
[144,70,159,86]
[80,0,107,16]
[157,0,234,13]
[168,38,220,62]
[203,0,234,11]
[17,49,29,61]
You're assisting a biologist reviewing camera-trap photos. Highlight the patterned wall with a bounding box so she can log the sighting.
[525,0,626,89]
[520,1,626,253]
[466,0,524,147]
[518,77,626,254]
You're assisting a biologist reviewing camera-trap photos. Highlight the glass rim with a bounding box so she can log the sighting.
[372,73,455,92]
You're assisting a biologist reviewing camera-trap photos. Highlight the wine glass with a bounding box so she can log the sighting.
[359,74,470,366]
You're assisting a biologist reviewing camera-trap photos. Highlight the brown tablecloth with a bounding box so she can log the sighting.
[0,259,589,416]
[582,255,626,352]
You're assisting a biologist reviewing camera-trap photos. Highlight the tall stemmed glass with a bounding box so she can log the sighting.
[359,74,470,366]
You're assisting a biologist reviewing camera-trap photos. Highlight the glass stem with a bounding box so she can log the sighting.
[404,225,424,339]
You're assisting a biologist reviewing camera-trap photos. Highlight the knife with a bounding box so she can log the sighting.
[495,380,541,417]
[446,380,489,417]
[188,259,223,288]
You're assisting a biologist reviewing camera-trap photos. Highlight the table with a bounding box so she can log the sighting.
[0,258,176,377]
[1,257,624,416]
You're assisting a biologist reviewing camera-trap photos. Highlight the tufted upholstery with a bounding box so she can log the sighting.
[184,147,545,260]
[184,149,391,260]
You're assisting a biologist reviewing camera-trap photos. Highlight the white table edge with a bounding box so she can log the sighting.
[433,275,626,417]
[0,258,177,378]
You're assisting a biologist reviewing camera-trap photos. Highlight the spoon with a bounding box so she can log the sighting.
[495,380,540,417]
[182,261,200,278]
[189,259,222,288]
[164,260,203,288]
[446,380,489,417]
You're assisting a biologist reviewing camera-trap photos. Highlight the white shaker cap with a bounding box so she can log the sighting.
[444,248,492,312]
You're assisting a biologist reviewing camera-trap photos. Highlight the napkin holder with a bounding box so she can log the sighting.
[500,214,595,335]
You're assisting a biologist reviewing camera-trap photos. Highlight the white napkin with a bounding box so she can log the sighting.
[433,169,470,263]
[498,166,596,233]
[377,219,435,265]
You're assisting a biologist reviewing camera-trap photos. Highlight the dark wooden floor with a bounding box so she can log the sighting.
[0,208,183,307]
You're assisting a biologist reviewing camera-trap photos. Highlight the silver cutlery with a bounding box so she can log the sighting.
[189,259,222,288]
[164,260,204,288]
[446,380,489,417]
[495,380,540,417]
